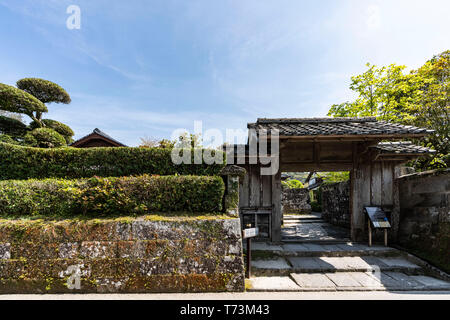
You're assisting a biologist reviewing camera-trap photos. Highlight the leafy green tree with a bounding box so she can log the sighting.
[282,179,304,189]
[29,119,74,144]
[317,172,350,184]
[0,115,28,138]
[16,78,71,125]
[24,127,66,148]
[328,51,449,170]
[0,78,74,147]
[0,83,47,124]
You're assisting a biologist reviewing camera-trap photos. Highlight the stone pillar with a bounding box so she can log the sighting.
[221,165,246,217]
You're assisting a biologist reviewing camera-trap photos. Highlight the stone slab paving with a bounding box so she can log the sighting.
[280,256,420,273]
[290,273,336,291]
[326,272,364,288]
[251,258,291,274]
[377,257,421,269]
[248,271,450,292]
[249,242,284,252]
[348,272,385,289]
[410,276,450,289]
[249,276,300,291]
[383,272,425,289]
[282,220,350,241]
[248,241,398,258]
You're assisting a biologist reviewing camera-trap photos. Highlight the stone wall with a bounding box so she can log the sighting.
[282,188,311,214]
[396,169,450,273]
[0,216,245,293]
[321,181,350,228]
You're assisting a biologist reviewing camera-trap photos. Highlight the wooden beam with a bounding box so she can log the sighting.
[281,162,353,172]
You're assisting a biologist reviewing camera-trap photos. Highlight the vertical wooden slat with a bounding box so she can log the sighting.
[381,161,393,206]
[240,165,250,207]
[262,174,272,207]
[371,162,382,206]
[250,165,261,207]
[271,170,282,242]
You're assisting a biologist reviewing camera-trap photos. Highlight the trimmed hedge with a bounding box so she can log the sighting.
[0,142,226,180]
[0,174,225,217]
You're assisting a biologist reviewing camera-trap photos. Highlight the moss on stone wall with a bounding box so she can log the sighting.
[0,216,245,293]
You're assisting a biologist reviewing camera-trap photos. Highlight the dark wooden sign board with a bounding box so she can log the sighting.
[364,207,391,247]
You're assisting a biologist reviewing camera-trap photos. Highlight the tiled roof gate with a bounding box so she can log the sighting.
[231,117,435,243]
[248,117,434,137]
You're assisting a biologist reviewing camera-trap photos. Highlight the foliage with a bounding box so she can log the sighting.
[30,119,74,144]
[310,188,323,212]
[0,115,28,138]
[24,128,67,148]
[139,136,176,149]
[0,142,226,180]
[318,172,350,184]
[16,78,71,105]
[282,179,304,189]
[0,83,47,119]
[328,50,450,170]
[175,132,202,148]
[0,134,20,145]
[0,79,74,148]
[0,174,225,217]
[139,132,201,149]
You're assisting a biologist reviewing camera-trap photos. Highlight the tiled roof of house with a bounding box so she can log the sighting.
[372,141,436,154]
[70,128,127,147]
[248,117,434,137]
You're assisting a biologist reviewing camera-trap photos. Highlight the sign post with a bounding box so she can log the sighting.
[242,224,258,278]
[364,207,391,247]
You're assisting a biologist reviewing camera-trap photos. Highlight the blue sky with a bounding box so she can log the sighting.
[0,0,449,146]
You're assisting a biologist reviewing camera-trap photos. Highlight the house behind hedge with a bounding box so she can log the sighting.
[71,128,126,148]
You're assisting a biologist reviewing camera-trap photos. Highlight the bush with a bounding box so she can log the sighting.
[29,119,74,143]
[24,127,67,148]
[0,115,28,137]
[282,179,304,189]
[0,174,225,217]
[0,142,226,180]
[0,134,19,145]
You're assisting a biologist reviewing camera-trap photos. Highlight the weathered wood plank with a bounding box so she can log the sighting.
[381,161,394,206]
[250,165,261,207]
[271,170,282,242]
[239,165,250,207]
[370,162,382,206]
[261,173,272,207]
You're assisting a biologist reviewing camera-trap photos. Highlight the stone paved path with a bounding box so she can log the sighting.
[282,213,350,242]
[247,241,450,292]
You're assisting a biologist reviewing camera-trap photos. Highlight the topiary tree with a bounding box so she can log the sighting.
[29,119,74,144]
[24,127,66,148]
[0,79,74,147]
[16,78,71,123]
[0,134,21,145]
[0,115,29,138]
[0,83,47,124]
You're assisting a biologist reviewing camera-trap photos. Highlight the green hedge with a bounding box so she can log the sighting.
[0,142,226,180]
[0,174,225,217]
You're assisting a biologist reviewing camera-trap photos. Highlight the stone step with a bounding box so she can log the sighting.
[247,272,450,292]
[247,242,399,257]
[283,216,323,220]
[251,256,422,276]
[284,219,325,224]
[281,238,352,244]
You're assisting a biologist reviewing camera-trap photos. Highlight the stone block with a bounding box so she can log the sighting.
[0,243,10,259]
